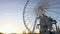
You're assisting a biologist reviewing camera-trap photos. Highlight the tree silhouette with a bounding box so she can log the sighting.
[0,32,4,34]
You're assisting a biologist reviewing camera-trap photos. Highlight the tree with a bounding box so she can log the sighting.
[0,32,4,34]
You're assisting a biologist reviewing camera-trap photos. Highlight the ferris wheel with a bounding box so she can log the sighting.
[23,0,60,34]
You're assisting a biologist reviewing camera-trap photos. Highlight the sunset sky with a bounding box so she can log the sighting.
[0,0,60,34]
[0,0,26,33]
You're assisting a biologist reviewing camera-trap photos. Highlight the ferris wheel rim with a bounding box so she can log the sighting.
[23,0,31,32]
[23,0,39,32]
[23,0,60,33]
[23,0,38,32]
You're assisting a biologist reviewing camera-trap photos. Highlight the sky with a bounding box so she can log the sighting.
[0,0,60,34]
[0,0,26,33]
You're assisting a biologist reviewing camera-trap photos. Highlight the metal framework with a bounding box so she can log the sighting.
[23,0,60,34]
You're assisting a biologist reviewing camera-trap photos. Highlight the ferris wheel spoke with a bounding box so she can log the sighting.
[44,9,59,18]
[44,9,53,17]
[31,22,36,31]
[26,13,37,21]
[29,24,34,31]
[26,19,36,25]
[47,12,59,19]
[26,7,34,9]
[30,0,40,5]
[26,17,37,32]
[26,9,34,10]
[45,7,60,9]
[25,12,35,17]
[48,1,60,7]
[44,10,49,15]
[25,13,35,17]
[45,11,56,18]
[25,10,35,13]
[27,22,33,27]
[46,9,60,12]
[26,17,35,25]
[26,16,34,23]
[25,15,35,21]
[45,9,60,15]
[30,21,35,28]
[26,10,35,13]
[26,19,36,31]
[26,7,35,9]
[48,10,60,15]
